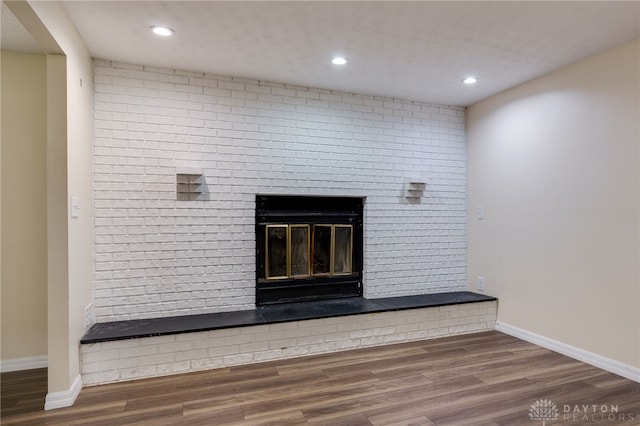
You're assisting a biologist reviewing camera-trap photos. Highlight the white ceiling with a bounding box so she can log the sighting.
[1,1,43,54]
[6,1,640,106]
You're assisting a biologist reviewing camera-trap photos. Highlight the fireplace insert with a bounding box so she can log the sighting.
[256,195,364,305]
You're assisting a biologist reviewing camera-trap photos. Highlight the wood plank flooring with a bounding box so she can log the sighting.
[1,367,47,418]
[2,331,639,425]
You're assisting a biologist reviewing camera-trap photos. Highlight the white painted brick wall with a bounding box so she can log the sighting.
[93,59,467,321]
[81,301,496,385]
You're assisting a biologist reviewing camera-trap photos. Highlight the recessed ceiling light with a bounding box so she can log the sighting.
[332,57,347,65]
[462,76,478,85]
[151,26,174,37]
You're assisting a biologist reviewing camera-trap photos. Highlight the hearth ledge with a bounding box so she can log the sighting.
[81,291,496,344]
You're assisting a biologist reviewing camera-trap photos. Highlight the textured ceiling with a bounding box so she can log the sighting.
[7,1,640,106]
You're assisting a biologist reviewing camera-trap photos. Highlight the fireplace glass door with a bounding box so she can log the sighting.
[290,225,310,277]
[312,225,332,275]
[266,224,352,280]
[333,225,352,275]
[265,225,288,279]
[256,195,363,305]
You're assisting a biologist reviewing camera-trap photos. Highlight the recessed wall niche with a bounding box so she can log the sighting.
[176,173,204,201]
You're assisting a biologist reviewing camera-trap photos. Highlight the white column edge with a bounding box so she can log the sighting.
[44,374,82,410]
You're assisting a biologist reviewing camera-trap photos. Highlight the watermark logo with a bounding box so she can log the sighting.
[529,399,639,423]
[529,399,559,425]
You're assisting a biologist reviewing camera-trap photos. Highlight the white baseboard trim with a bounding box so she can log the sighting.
[0,355,48,373]
[495,321,640,383]
[44,374,82,410]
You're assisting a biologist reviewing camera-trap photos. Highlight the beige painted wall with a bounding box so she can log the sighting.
[28,0,94,395]
[467,40,640,368]
[1,51,48,361]
[46,53,70,395]
[7,0,93,399]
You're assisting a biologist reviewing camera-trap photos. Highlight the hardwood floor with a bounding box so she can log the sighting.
[2,331,639,425]
[1,367,47,418]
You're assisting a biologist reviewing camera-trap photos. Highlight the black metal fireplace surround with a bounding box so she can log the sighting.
[256,195,364,305]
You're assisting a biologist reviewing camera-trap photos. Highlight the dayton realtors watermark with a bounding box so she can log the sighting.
[562,404,636,423]
[530,399,639,424]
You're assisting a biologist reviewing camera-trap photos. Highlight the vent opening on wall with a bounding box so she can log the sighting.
[405,181,426,200]
[176,173,203,201]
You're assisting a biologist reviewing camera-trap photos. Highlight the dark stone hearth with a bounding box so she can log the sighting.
[258,297,386,323]
[81,291,496,344]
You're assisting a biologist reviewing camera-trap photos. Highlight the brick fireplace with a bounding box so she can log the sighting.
[81,59,481,387]
[91,59,467,322]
